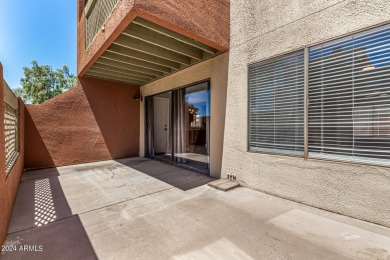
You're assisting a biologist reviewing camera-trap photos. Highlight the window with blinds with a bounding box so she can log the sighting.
[249,50,305,155]
[308,24,390,166]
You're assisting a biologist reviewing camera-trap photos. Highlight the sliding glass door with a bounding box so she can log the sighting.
[146,81,210,173]
[146,91,172,163]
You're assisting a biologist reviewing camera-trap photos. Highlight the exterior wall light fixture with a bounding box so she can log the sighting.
[134,90,142,101]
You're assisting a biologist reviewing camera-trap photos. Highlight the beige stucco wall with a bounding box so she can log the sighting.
[139,53,229,178]
[223,0,390,227]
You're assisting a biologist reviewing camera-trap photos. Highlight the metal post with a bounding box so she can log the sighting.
[304,47,309,159]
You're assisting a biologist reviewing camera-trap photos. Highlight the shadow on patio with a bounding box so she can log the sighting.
[2,158,390,259]
[2,167,97,260]
[2,157,213,259]
[115,157,213,191]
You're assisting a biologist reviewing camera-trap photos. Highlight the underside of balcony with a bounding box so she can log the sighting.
[83,17,221,85]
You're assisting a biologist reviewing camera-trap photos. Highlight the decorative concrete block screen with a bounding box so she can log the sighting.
[3,80,19,175]
[85,0,120,48]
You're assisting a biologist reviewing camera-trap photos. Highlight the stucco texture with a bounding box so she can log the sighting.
[0,64,26,245]
[24,77,140,169]
[140,53,229,178]
[222,0,390,227]
[77,0,230,76]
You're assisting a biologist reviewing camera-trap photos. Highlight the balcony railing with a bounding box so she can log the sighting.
[3,80,19,175]
[85,0,120,48]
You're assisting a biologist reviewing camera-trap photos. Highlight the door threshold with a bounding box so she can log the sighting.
[151,157,210,176]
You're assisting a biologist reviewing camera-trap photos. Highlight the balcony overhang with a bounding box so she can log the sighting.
[84,17,221,86]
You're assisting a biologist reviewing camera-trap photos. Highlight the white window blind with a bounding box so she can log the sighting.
[308,24,390,166]
[249,51,305,155]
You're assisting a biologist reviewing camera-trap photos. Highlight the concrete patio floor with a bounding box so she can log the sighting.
[2,157,390,260]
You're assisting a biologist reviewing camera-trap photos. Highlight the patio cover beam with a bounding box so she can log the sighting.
[132,17,217,55]
[93,62,157,80]
[97,57,164,77]
[90,66,151,82]
[86,70,146,85]
[114,35,191,65]
[102,51,173,74]
[123,24,203,60]
[108,45,181,70]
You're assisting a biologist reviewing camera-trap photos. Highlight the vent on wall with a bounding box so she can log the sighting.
[84,17,220,86]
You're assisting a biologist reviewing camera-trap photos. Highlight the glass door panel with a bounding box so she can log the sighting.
[146,81,210,173]
[173,82,210,171]
[146,92,172,163]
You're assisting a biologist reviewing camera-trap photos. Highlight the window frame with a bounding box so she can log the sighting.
[247,22,390,168]
[247,49,306,157]
[307,23,390,167]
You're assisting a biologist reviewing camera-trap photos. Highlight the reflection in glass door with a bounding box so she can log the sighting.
[173,83,210,171]
[146,81,210,173]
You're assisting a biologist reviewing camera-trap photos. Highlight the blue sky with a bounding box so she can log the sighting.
[0,0,76,90]
[186,91,210,116]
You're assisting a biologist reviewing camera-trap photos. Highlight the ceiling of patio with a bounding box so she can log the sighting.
[84,17,220,86]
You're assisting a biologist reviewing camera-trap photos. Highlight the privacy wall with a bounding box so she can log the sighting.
[0,64,25,245]
[24,77,140,169]
[222,0,390,227]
